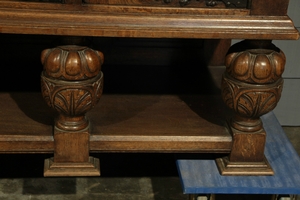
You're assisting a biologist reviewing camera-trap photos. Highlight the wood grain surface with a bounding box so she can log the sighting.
[0,1,298,40]
[0,93,232,153]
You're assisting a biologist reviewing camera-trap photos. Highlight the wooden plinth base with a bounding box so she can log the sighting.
[44,157,100,177]
[215,156,274,176]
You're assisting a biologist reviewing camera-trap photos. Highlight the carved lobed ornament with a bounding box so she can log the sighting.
[225,49,286,84]
[41,45,104,81]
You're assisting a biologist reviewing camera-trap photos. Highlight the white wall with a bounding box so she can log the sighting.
[273,0,300,126]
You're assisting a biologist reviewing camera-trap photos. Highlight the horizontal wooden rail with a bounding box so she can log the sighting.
[0,1,298,39]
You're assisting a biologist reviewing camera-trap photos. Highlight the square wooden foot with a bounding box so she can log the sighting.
[44,156,100,177]
[215,156,274,176]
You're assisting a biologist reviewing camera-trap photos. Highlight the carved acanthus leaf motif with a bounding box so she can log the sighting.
[54,89,92,116]
[41,72,103,117]
[222,74,283,119]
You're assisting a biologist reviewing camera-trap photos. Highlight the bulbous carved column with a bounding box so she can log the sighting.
[41,45,104,177]
[216,40,285,175]
[41,45,104,131]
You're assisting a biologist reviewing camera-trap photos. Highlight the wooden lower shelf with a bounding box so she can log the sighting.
[0,93,54,153]
[0,93,232,154]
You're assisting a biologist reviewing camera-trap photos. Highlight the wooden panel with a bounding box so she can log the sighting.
[250,0,290,16]
[54,131,90,162]
[89,95,232,153]
[204,39,231,66]
[229,129,266,162]
[0,93,232,153]
[92,38,228,66]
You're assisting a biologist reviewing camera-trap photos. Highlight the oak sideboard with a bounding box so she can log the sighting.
[0,0,299,176]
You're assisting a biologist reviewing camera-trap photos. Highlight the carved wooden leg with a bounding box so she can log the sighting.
[216,40,286,175]
[41,45,104,176]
